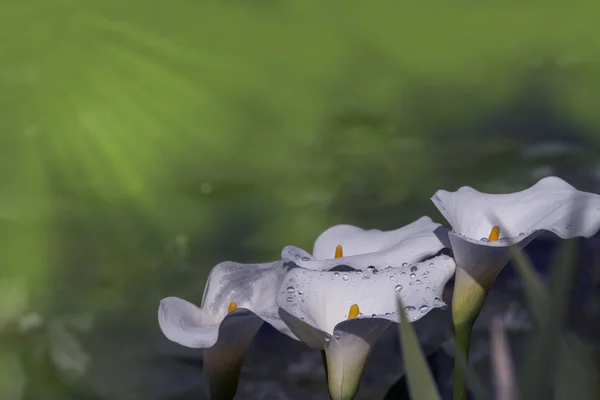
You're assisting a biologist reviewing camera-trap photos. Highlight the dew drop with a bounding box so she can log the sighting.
[302,257,311,261]
[443,255,450,260]
[434,297,441,302]
[402,262,408,267]
[286,286,295,294]
[429,262,434,267]
[286,297,293,302]
[334,332,340,339]
[372,268,379,275]
[419,305,430,313]
[410,273,416,278]
[313,291,317,295]
[371,313,377,317]
[324,337,331,343]
[400,272,406,276]
[425,287,430,291]
[404,306,416,312]
[334,272,339,277]
[480,237,490,242]
[415,280,422,284]
[422,272,428,278]
[409,282,414,286]
[389,275,394,280]
[394,285,403,292]
[410,266,418,272]
[298,290,303,295]
[342,275,349,281]
[358,312,363,317]
[356,271,362,275]
[367,266,375,272]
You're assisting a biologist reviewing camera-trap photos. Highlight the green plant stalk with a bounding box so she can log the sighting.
[451,268,490,400]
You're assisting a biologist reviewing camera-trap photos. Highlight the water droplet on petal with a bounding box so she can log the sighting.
[410,273,416,278]
[371,313,377,317]
[342,275,349,281]
[394,285,403,292]
[334,272,339,277]
[400,272,406,276]
[429,262,434,267]
[443,255,450,260]
[402,262,408,267]
[372,268,379,275]
[415,280,422,284]
[389,275,394,280]
[302,257,310,261]
[324,337,331,343]
[367,266,375,272]
[409,282,414,286]
[334,332,340,339]
[298,290,303,295]
[410,266,418,272]
[434,297,441,302]
[404,306,416,312]
[481,237,490,242]
[286,286,295,293]
[419,305,430,313]
[286,297,293,302]
[356,270,362,275]
[422,272,428,278]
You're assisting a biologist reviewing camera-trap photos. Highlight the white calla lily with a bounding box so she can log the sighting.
[282,216,449,269]
[431,176,600,399]
[158,260,298,400]
[431,176,600,304]
[277,250,456,400]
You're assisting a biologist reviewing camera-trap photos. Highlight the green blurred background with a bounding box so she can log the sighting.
[1,1,599,398]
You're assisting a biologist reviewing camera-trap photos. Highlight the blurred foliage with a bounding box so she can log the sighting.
[1,0,600,398]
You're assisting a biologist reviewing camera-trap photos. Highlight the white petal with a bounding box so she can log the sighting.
[312,216,445,259]
[325,319,391,400]
[277,255,456,335]
[447,232,537,284]
[201,260,298,340]
[431,176,600,241]
[281,245,315,265]
[292,230,448,272]
[158,296,222,348]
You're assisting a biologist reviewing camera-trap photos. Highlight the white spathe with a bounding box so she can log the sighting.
[431,176,600,285]
[277,254,456,400]
[158,260,298,400]
[282,216,449,269]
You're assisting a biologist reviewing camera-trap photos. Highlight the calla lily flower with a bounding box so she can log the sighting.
[282,216,449,269]
[277,245,456,400]
[431,176,600,309]
[158,260,298,400]
[431,176,600,399]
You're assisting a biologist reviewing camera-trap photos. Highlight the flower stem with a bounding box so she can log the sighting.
[453,321,473,400]
[451,268,490,400]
